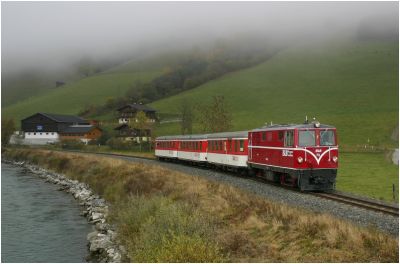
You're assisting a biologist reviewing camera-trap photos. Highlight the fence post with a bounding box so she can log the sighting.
[393,184,396,201]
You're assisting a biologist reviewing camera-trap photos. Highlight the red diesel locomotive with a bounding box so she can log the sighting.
[155,121,338,191]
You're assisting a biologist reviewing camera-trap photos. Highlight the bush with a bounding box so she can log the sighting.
[59,139,85,150]
[113,195,225,262]
[106,137,135,150]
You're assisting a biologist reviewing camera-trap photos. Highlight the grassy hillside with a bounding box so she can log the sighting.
[151,40,398,150]
[2,71,160,126]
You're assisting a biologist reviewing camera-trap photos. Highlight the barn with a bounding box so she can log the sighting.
[20,112,90,145]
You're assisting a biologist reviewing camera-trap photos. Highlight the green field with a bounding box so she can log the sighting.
[337,152,399,202]
[2,71,160,125]
[151,40,398,150]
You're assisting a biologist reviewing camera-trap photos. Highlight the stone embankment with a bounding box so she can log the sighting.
[3,159,125,263]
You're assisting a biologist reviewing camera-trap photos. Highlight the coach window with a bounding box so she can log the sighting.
[299,130,316,147]
[239,140,244,152]
[262,132,266,141]
[284,131,294,147]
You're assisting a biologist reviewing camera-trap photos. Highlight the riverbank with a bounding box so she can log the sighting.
[2,159,124,262]
[3,148,398,262]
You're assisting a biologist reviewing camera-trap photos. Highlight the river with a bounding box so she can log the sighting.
[1,163,92,262]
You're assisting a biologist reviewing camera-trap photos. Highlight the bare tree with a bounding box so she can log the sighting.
[197,95,232,133]
[179,99,193,135]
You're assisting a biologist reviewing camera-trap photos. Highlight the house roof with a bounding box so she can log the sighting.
[117,104,156,112]
[60,125,101,134]
[22,112,89,124]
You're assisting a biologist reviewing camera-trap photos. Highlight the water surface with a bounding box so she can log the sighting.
[1,163,92,262]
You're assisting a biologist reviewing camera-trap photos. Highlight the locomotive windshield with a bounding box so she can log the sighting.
[320,130,336,146]
[298,130,316,147]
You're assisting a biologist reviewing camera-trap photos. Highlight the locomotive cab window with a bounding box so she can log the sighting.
[284,131,294,147]
[278,131,284,141]
[320,130,335,146]
[262,132,266,141]
[298,130,316,147]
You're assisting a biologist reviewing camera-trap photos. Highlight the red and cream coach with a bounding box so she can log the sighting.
[155,121,338,191]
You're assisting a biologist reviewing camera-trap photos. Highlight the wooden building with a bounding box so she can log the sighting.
[59,125,102,144]
[117,103,157,124]
[114,124,151,143]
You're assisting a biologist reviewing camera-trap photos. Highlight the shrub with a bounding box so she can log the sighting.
[59,139,85,150]
[113,195,225,262]
[106,137,135,150]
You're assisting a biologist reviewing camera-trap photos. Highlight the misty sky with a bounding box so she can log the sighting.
[1,1,398,74]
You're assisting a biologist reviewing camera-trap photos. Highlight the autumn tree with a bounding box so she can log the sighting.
[132,111,151,151]
[197,95,232,133]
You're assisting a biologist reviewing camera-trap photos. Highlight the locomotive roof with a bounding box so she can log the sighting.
[251,123,335,132]
[156,131,248,140]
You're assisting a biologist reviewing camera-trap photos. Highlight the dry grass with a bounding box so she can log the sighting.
[4,148,399,262]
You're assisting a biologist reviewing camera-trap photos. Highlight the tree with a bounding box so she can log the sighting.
[132,111,150,151]
[2,118,15,146]
[197,95,232,133]
[179,100,193,135]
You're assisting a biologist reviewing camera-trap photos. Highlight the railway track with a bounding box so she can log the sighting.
[312,192,399,217]
[55,149,400,217]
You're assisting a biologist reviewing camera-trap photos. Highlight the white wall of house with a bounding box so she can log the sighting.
[25,132,59,139]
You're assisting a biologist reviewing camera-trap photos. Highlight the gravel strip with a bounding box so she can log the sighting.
[88,153,399,236]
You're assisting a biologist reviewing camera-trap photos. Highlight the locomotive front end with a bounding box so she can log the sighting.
[294,126,338,191]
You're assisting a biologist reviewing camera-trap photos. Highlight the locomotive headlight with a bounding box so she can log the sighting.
[332,156,338,163]
[297,156,304,163]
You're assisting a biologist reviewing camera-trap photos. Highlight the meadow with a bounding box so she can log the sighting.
[337,152,399,202]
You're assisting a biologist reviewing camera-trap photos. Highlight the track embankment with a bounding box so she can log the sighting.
[3,148,398,263]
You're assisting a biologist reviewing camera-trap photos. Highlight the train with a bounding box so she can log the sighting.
[155,120,338,191]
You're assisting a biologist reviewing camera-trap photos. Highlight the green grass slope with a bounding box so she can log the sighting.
[152,40,398,150]
[2,71,160,125]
